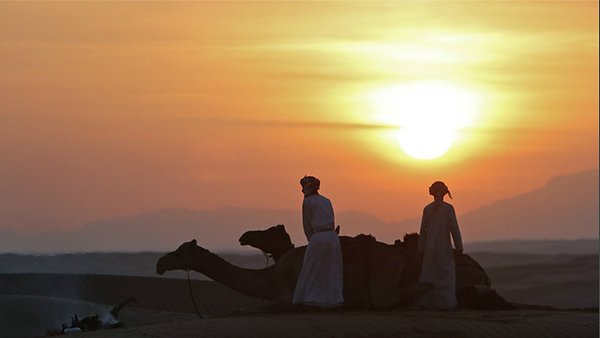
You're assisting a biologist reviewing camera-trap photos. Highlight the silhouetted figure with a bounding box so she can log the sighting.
[292,176,344,308]
[417,181,463,309]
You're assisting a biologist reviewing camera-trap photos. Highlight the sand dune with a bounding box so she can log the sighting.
[0,273,262,315]
[484,255,598,308]
[0,273,259,338]
[0,273,597,338]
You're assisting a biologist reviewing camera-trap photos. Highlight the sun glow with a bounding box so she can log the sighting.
[370,81,480,160]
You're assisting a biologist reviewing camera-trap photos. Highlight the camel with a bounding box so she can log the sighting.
[238,224,512,310]
[239,224,295,262]
[238,224,341,262]
[157,234,434,310]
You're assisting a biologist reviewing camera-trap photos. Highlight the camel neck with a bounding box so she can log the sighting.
[192,251,276,300]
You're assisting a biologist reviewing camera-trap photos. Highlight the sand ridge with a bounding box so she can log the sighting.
[0,273,262,315]
[1,273,597,338]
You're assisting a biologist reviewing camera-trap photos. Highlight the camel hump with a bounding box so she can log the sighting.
[455,252,492,288]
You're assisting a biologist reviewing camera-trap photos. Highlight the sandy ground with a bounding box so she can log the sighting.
[82,310,599,338]
[0,273,259,338]
[0,273,597,338]
[0,295,196,338]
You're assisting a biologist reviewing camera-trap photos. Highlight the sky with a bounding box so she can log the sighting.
[0,2,598,235]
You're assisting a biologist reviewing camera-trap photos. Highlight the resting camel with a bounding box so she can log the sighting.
[157,233,435,310]
[239,224,512,310]
[157,225,510,310]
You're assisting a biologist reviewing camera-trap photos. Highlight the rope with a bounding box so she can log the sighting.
[259,250,272,303]
[186,270,204,319]
[262,250,271,268]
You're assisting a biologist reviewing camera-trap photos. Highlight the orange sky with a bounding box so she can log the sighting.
[0,2,598,233]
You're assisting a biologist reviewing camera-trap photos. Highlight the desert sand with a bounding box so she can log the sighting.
[81,310,598,338]
[0,271,597,338]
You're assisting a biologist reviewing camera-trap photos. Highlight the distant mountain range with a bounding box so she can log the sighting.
[1,169,597,254]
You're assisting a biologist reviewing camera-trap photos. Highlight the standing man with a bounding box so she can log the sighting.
[292,176,344,308]
[417,181,463,309]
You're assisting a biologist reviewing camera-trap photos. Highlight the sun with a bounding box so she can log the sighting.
[370,81,480,160]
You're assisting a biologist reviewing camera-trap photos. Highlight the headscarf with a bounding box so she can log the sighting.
[300,175,320,191]
[429,181,452,199]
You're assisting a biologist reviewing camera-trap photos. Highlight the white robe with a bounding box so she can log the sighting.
[417,201,463,309]
[292,194,344,307]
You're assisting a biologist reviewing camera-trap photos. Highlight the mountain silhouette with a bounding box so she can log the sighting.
[0,169,597,253]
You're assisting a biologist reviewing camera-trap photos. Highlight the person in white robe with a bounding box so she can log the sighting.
[292,176,344,308]
[417,181,463,309]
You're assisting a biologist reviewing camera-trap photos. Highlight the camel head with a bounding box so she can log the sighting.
[238,224,294,260]
[156,239,209,275]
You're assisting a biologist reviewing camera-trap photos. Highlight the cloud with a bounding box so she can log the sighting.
[181,117,396,131]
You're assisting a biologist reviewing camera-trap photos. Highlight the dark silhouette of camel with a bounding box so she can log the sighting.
[157,234,433,310]
[239,224,295,262]
[238,224,513,310]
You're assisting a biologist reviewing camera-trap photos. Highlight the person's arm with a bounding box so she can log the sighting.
[449,205,463,253]
[302,199,313,241]
[330,200,336,233]
[418,207,427,254]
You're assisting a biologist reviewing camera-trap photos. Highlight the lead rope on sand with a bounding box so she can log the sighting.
[186,270,204,319]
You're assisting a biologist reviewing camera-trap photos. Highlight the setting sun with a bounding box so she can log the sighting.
[370,81,481,159]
